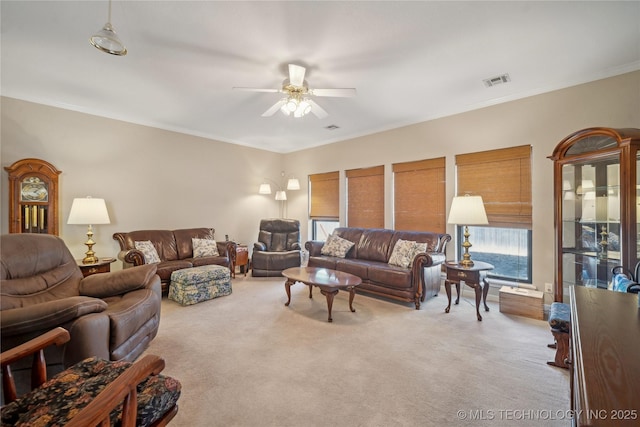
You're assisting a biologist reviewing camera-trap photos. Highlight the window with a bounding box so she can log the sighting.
[455,145,532,282]
[459,226,532,282]
[346,165,384,228]
[393,157,445,232]
[309,171,339,241]
[312,220,339,240]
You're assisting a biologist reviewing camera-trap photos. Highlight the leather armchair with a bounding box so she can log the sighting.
[0,234,161,396]
[252,219,301,277]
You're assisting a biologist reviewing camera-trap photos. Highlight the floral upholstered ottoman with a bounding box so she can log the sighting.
[168,265,232,305]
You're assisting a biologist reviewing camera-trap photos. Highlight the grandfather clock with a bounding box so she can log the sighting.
[5,158,61,235]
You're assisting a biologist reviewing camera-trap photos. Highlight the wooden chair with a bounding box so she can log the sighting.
[1,327,180,426]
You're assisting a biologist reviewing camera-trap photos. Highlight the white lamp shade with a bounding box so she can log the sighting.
[67,197,111,225]
[259,183,272,194]
[287,178,300,190]
[447,195,489,225]
[275,190,287,201]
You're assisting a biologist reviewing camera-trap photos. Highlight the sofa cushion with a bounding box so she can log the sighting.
[134,241,161,264]
[307,256,338,270]
[174,228,215,259]
[368,265,413,289]
[335,259,370,280]
[388,239,417,268]
[121,230,177,261]
[188,256,229,268]
[321,233,355,258]
[192,238,219,257]
[358,229,395,262]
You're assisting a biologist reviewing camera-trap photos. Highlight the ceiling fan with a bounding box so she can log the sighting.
[233,64,356,119]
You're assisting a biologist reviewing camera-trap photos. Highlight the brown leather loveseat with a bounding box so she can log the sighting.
[306,228,450,309]
[0,233,161,393]
[113,227,234,293]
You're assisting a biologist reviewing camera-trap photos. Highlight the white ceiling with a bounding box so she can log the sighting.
[2,1,639,153]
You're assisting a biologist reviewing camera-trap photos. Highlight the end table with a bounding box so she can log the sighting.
[77,257,116,277]
[444,260,494,321]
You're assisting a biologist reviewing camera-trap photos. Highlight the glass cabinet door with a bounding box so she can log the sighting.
[550,127,640,303]
[561,159,620,299]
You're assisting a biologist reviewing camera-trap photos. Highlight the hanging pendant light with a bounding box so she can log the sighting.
[90,0,127,56]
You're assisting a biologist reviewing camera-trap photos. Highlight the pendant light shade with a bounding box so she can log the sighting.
[90,0,127,56]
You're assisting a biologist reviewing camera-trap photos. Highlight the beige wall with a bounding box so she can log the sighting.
[2,70,639,298]
[1,98,283,261]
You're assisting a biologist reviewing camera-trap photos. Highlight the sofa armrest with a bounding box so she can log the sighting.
[79,264,158,298]
[117,249,146,266]
[0,297,108,336]
[254,242,267,252]
[305,241,324,256]
[290,242,301,251]
[411,252,446,269]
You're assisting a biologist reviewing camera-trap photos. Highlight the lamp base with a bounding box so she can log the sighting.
[460,225,475,267]
[82,225,99,264]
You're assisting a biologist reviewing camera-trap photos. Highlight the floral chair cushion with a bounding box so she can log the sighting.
[548,302,571,333]
[1,357,181,427]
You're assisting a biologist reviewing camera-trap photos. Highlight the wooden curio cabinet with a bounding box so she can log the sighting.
[549,128,640,302]
[5,158,62,236]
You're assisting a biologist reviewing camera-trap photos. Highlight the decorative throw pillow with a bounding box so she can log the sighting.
[411,242,428,260]
[192,238,219,257]
[321,233,355,258]
[134,240,161,264]
[388,239,417,268]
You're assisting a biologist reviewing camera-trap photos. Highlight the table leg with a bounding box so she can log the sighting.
[284,278,295,306]
[454,282,461,305]
[482,278,490,312]
[444,281,452,313]
[308,284,313,299]
[473,284,483,321]
[348,286,356,312]
[320,288,339,322]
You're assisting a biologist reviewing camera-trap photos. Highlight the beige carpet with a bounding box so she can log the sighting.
[144,275,570,426]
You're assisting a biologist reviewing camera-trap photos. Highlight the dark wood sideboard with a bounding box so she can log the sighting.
[569,286,640,426]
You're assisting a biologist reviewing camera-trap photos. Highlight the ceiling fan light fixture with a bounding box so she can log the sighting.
[285,98,298,112]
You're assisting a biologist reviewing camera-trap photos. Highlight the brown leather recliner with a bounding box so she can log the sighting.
[252,219,301,277]
[0,234,161,395]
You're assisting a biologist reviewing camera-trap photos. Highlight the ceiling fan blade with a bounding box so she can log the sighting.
[233,87,280,93]
[262,99,286,117]
[310,88,357,97]
[288,64,306,87]
[308,99,328,119]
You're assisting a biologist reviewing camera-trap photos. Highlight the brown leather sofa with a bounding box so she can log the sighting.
[113,228,234,293]
[252,219,301,277]
[0,233,161,394]
[305,228,450,309]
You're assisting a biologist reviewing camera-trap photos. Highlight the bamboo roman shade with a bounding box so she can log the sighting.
[393,157,446,232]
[309,171,339,219]
[346,165,384,228]
[455,145,532,228]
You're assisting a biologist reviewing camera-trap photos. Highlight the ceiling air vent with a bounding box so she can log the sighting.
[483,73,511,88]
[325,125,340,130]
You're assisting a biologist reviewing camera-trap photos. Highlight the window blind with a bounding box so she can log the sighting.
[393,157,446,232]
[309,171,339,219]
[455,145,532,228]
[346,165,384,228]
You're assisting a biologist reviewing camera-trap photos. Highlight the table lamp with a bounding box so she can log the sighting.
[447,194,488,267]
[67,196,111,264]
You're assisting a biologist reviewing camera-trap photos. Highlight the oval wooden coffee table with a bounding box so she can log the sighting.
[282,267,362,322]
